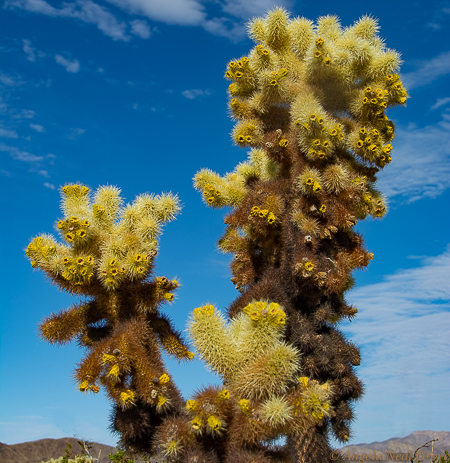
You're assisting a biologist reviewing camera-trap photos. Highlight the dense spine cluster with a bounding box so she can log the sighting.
[193,8,407,462]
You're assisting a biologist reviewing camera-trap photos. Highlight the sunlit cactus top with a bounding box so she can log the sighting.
[26,183,180,294]
[194,8,407,295]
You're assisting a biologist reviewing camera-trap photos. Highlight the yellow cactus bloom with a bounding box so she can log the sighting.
[159,374,170,384]
[279,138,289,147]
[299,377,309,388]
[65,233,75,242]
[193,304,214,319]
[304,261,314,272]
[319,204,327,213]
[164,293,174,301]
[157,395,168,407]
[268,302,281,315]
[217,389,230,401]
[79,380,90,392]
[186,399,199,411]
[120,390,135,404]
[62,185,72,195]
[191,416,202,431]
[109,364,120,377]
[207,415,222,431]
[102,354,116,364]
[239,398,251,414]
[267,212,276,224]
[57,220,66,230]
[250,206,260,216]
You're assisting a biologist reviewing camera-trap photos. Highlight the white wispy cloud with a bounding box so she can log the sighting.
[55,54,80,73]
[0,72,24,86]
[0,128,18,138]
[22,39,35,61]
[431,97,450,111]
[5,0,130,41]
[29,123,45,132]
[69,127,85,139]
[6,0,292,40]
[43,181,55,189]
[343,247,450,439]
[37,169,50,177]
[402,50,450,90]
[14,109,35,119]
[130,19,151,38]
[221,0,292,20]
[377,115,450,202]
[0,142,44,162]
[182,88,211,99]
[104,0,206,26]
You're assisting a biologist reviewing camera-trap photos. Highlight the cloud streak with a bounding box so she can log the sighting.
[5,0,293,40]
[5,0,130,41]
[55,54,80,73]
[0,143,44,162]
[377,116,450,202]
[182,88,211,99]
[402,50,450,90]
[342,246,450,440]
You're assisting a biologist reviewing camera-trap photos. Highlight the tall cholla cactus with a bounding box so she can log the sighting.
[193,8,407,462]
[25,184,195,453]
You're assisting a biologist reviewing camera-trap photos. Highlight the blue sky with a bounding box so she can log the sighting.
[0,0,449,449]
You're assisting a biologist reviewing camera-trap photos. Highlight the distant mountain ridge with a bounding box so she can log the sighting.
[0,431,448,462]
[339,430,449,461]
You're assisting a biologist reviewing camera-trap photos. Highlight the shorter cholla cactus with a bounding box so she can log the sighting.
[26,184,193,448]
[189,301,299,399]
[187,300,333,447]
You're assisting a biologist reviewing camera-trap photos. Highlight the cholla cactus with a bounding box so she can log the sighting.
[193,8,407,462]
[26,184,194,453]
[27,8,406,463]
